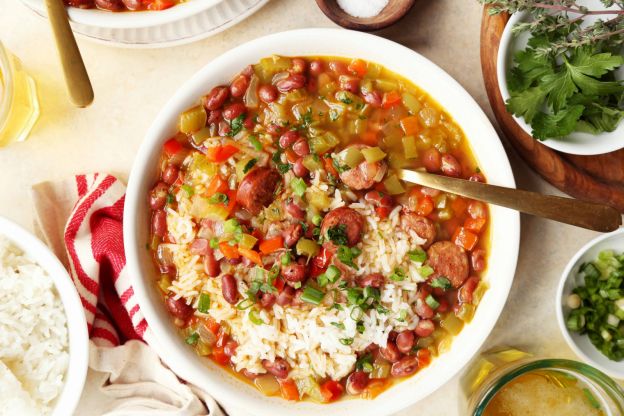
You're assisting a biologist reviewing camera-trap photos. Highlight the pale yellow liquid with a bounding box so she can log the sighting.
[484,370,605,416]
[0,48,39,147]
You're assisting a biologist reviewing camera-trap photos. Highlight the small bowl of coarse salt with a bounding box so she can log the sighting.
[0,216,89,416]
[316,0,415,31]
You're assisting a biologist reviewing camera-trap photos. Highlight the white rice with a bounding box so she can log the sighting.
[0,236,69,415]
[166,164,431,382]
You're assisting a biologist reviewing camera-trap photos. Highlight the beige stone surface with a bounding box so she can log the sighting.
[0,0,617,414]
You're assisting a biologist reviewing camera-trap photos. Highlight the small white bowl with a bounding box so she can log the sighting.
[497,0,624,156]
[0,216,89,415]
[556,228,624,380]
[21,0,221,29]
[124,28,520,416]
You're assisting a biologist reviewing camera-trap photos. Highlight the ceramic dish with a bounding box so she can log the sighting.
[496,0,624,156]
[0,216,89,416]
[20,0,268,48]
[556,228,624,380]
[124,28,521,416]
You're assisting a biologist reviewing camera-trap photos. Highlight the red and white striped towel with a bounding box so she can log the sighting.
[31,173,227,416]
[34,173,150,347]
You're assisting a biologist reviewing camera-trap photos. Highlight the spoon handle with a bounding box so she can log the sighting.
[45,0,94,107]
[399,169,622,232]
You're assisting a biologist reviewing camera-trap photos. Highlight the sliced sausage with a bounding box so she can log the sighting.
[358,273,384,288]
[401,213,436,248]
[236,167,281,215]
[320,207,364,247]
[425,241,469,288]
[339,146,387,190]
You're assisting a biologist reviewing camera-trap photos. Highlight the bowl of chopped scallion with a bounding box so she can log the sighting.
[557,228,624,379]
[494,0,624,155]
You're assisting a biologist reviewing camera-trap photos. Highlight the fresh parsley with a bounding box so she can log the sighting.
[242,158,257,174]
[326,224,349,246]
[337,245,360,269]
[208,192,229,205]
[228,114,246,137]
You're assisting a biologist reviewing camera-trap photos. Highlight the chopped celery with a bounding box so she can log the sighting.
[158,275,171,293]
[371,359,391,379]
[239,233,258,250]
[296,238,320,258]
[190,196,229,220]
[179,105,207,134]
[296,376,324,402]
[457,303,476,322]
[361,146,386,163]
[236,157,254,179]
[191,127,212,145]
[254,56,292,83]
[440,313,464,336]
[306,188,331,211]
[438,208,453,221]
[302,155,323,171]
[188,153,217,178]
[402,92,422,114]
[375,78,398,92]
[340,146,364,168]
[402,135,418,159]
[383,174,405,195]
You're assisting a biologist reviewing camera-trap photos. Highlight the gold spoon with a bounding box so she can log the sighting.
[399,169,622,232]
[45,0,94,107]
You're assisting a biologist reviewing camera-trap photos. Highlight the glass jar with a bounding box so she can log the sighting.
[0,41,39,147]
[461,348,624,415]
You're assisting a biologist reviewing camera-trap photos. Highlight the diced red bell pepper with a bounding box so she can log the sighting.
[163,138,183,157]
[381,91,401,109]
[464,217,486,234]
[416,348,431,368]
[320,380,344,403]
[278,378,300,401]
[238,247,263,266]
[219,242,240,260]
[259,236,284,254]
[453,227,479,251]
[375,206,391,219]
[416,195,434,216]
[274,276,285,293]
[205,144,239,163]
[211,345,230,365]
[205,175,228,197]
[347,59,368,76]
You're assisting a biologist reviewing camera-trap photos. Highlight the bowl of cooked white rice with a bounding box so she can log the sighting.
[124,29,520,416]
[0,216,89,416]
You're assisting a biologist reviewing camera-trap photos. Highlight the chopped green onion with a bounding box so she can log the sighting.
[185,332,199,345]
[197,293,211,313]
[407,249,427,263]
[166,193,175,204]
[208,192,229,205]
[181,184,194,197]
[236,298,255,310]
[243,158,258,174]
[209,238,219,249]
[248,135,262,151]
[389,268,406,282]
[326,265,341,283]
[317,274,329,287]
[356,321,365,334]
[331,322,345,330]
[224,218,241,234]
[281,252,291,265]
[291,178,307,198]
[249,308,265,325]
[397,309,408,322]
[418,265,434,278]
[583,388,601,409]
[312,214,322,226]
[293,282,302,289]
[425,294,440,309]
[339,338,354,346]
[430,277,452,290]
[301,287,324,305]
[350,306,364,320]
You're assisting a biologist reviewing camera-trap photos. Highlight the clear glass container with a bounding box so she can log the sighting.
[462,348,624,416]
[0,41,39,147]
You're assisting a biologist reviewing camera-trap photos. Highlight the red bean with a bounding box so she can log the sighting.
[262,358,290,379]
[207,109,222,124]
[364,190,394,208]
[422,148,442,172]
[395,330,415,354]
[292,139,310,156]
[358,273,384,288]
[260,292,276,309]
[203,86,229,111]
[275,74,306,93]
[223,103,246,121]
[204,248,220,277]
[414,319,435,337]
[276,286,295,306]
[281,263,307,284]
[224,340,238,357]
[221,274,239,305]
[346,371,369,395]
[150,182,169,210]
[467,201,487,220]
[309,60,323,75]
[363,91,382,107]
[282,223,303,247]
[243,114,255,130]
[285,201,305,220]
[414,298,434,319]
[152,210,167,237]
[437,298,450,313]
[162,165,179,185]
[339,75,359,93]
[230,75,249,98]
[279,130,299,149]
[391,356,419,377]
[258,85,278,103]
[471,248,486,272]
[290,58,306,74]
[440,154,462,177]
[165,295,193,321]
[241,65,254,77]
[328,60,348,75]
[292,159,309,178]
[379,341,402,363]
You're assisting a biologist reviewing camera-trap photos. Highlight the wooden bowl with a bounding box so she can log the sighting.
[316,0,416,31]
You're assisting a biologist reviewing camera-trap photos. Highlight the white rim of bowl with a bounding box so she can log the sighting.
[556,228,624,380]
[21,0,223,29]
[496,11,624,156]
[0,216,89,415]
[124,28,520,415]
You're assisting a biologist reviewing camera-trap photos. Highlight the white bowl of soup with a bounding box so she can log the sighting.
[124,28,520,416]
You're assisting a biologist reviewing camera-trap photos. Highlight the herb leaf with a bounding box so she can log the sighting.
[327,224,349,246]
